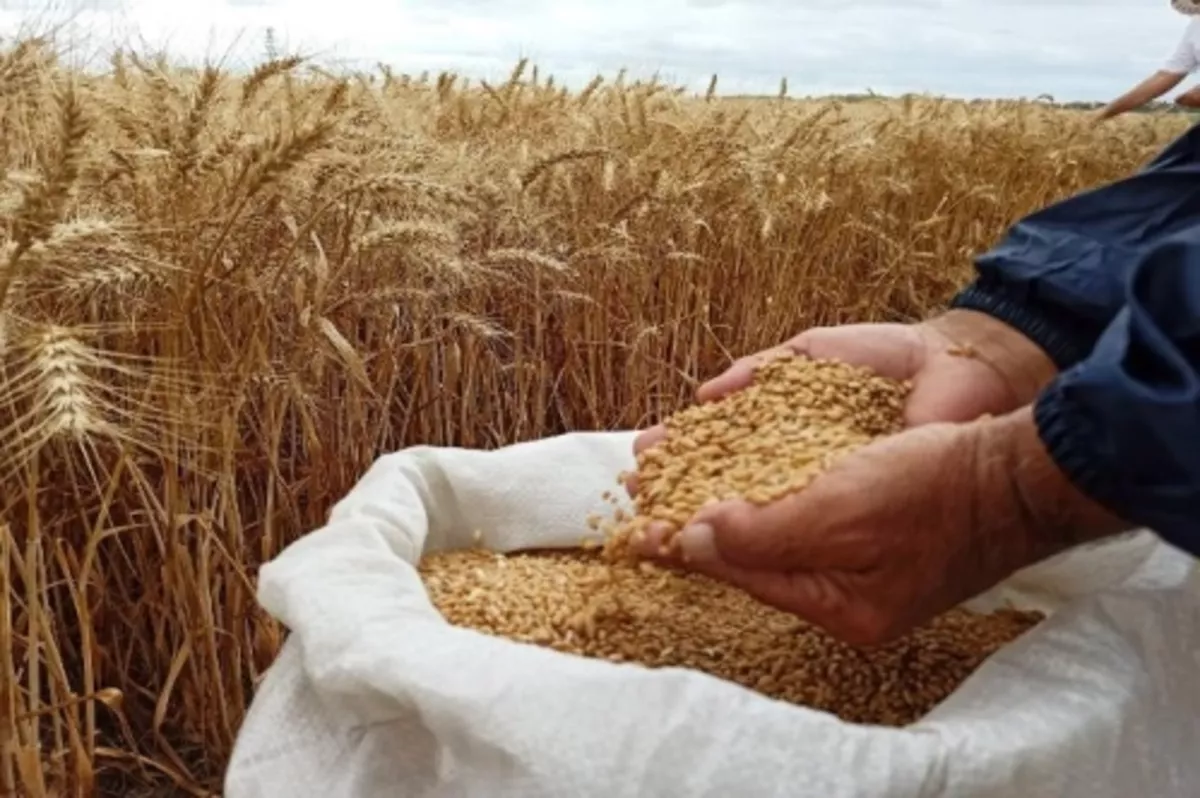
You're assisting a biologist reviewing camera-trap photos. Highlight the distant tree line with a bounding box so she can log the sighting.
[817,92,1194,114]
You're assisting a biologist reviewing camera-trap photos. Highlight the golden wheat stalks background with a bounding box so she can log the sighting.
[0,36,1189,796]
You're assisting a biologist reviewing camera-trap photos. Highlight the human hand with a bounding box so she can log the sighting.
[631,407,1130,646]
[631,308,1057,469]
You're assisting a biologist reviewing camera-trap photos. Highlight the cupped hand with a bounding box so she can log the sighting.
[632,407,1130,646]
[630,309,1057,464]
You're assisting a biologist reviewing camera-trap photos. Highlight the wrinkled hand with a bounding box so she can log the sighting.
[631,308,1057,463]
[633,407,1130,646]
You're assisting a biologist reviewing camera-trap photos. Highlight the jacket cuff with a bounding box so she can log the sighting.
[949,281,1097,371]
[1034,370,1200,558]
[1032,381,1114,513]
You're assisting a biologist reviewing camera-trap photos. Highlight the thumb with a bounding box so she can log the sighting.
[672,425,958,572]
[675,470,871,573]
[695,345,798,403]
[636,518,851,632]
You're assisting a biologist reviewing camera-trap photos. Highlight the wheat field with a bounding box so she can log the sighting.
[0,35,1190,796]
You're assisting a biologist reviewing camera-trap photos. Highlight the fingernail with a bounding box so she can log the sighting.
[678,523,718,565]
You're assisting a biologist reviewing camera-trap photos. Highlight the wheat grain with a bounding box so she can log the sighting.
[420,548,1042,727]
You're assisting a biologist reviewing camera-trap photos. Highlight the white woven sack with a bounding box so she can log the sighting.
[225,430,1200,798]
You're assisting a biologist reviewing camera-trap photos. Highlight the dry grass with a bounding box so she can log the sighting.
[0,35,1189,796]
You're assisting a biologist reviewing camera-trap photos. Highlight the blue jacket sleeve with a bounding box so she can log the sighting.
[950,122,1200,371]
[1033,234,1200,558]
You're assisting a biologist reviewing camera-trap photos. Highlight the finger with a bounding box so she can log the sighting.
[796,324,922,382]
[696,324,920,405]
[679,463,883,573]
[635,520,831,610]
[631,521,675,558]
[635,523,892,646]
[696,345,798,404]
[685,424,958,573]
[633,424,666,456]
[629,460,873,572]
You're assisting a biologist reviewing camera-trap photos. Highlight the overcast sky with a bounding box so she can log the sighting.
[0,0,1194,101]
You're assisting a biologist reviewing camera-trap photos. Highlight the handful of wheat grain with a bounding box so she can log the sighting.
[602,354,911,558]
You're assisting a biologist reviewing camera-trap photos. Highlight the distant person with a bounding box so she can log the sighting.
[1096,0,1200,121]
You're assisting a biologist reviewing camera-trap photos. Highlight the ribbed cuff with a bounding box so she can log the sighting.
[1032,381,1120,518]
[949,282,1097,371]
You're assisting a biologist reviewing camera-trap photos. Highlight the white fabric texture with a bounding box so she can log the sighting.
[1165,17,1200,73]
[225,430,1200,798]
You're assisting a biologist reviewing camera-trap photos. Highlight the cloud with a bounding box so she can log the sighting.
[0,0,1190,100]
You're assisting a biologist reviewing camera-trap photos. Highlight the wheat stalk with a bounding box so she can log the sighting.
[0,32,1187,795]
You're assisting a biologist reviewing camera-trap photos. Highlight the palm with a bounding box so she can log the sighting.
[633,314,1051,458]
[814,323,1020,426]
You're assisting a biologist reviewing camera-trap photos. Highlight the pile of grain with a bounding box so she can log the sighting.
[604,354,912,557]
[419,548,1043,726]
[420,354,1044,726]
